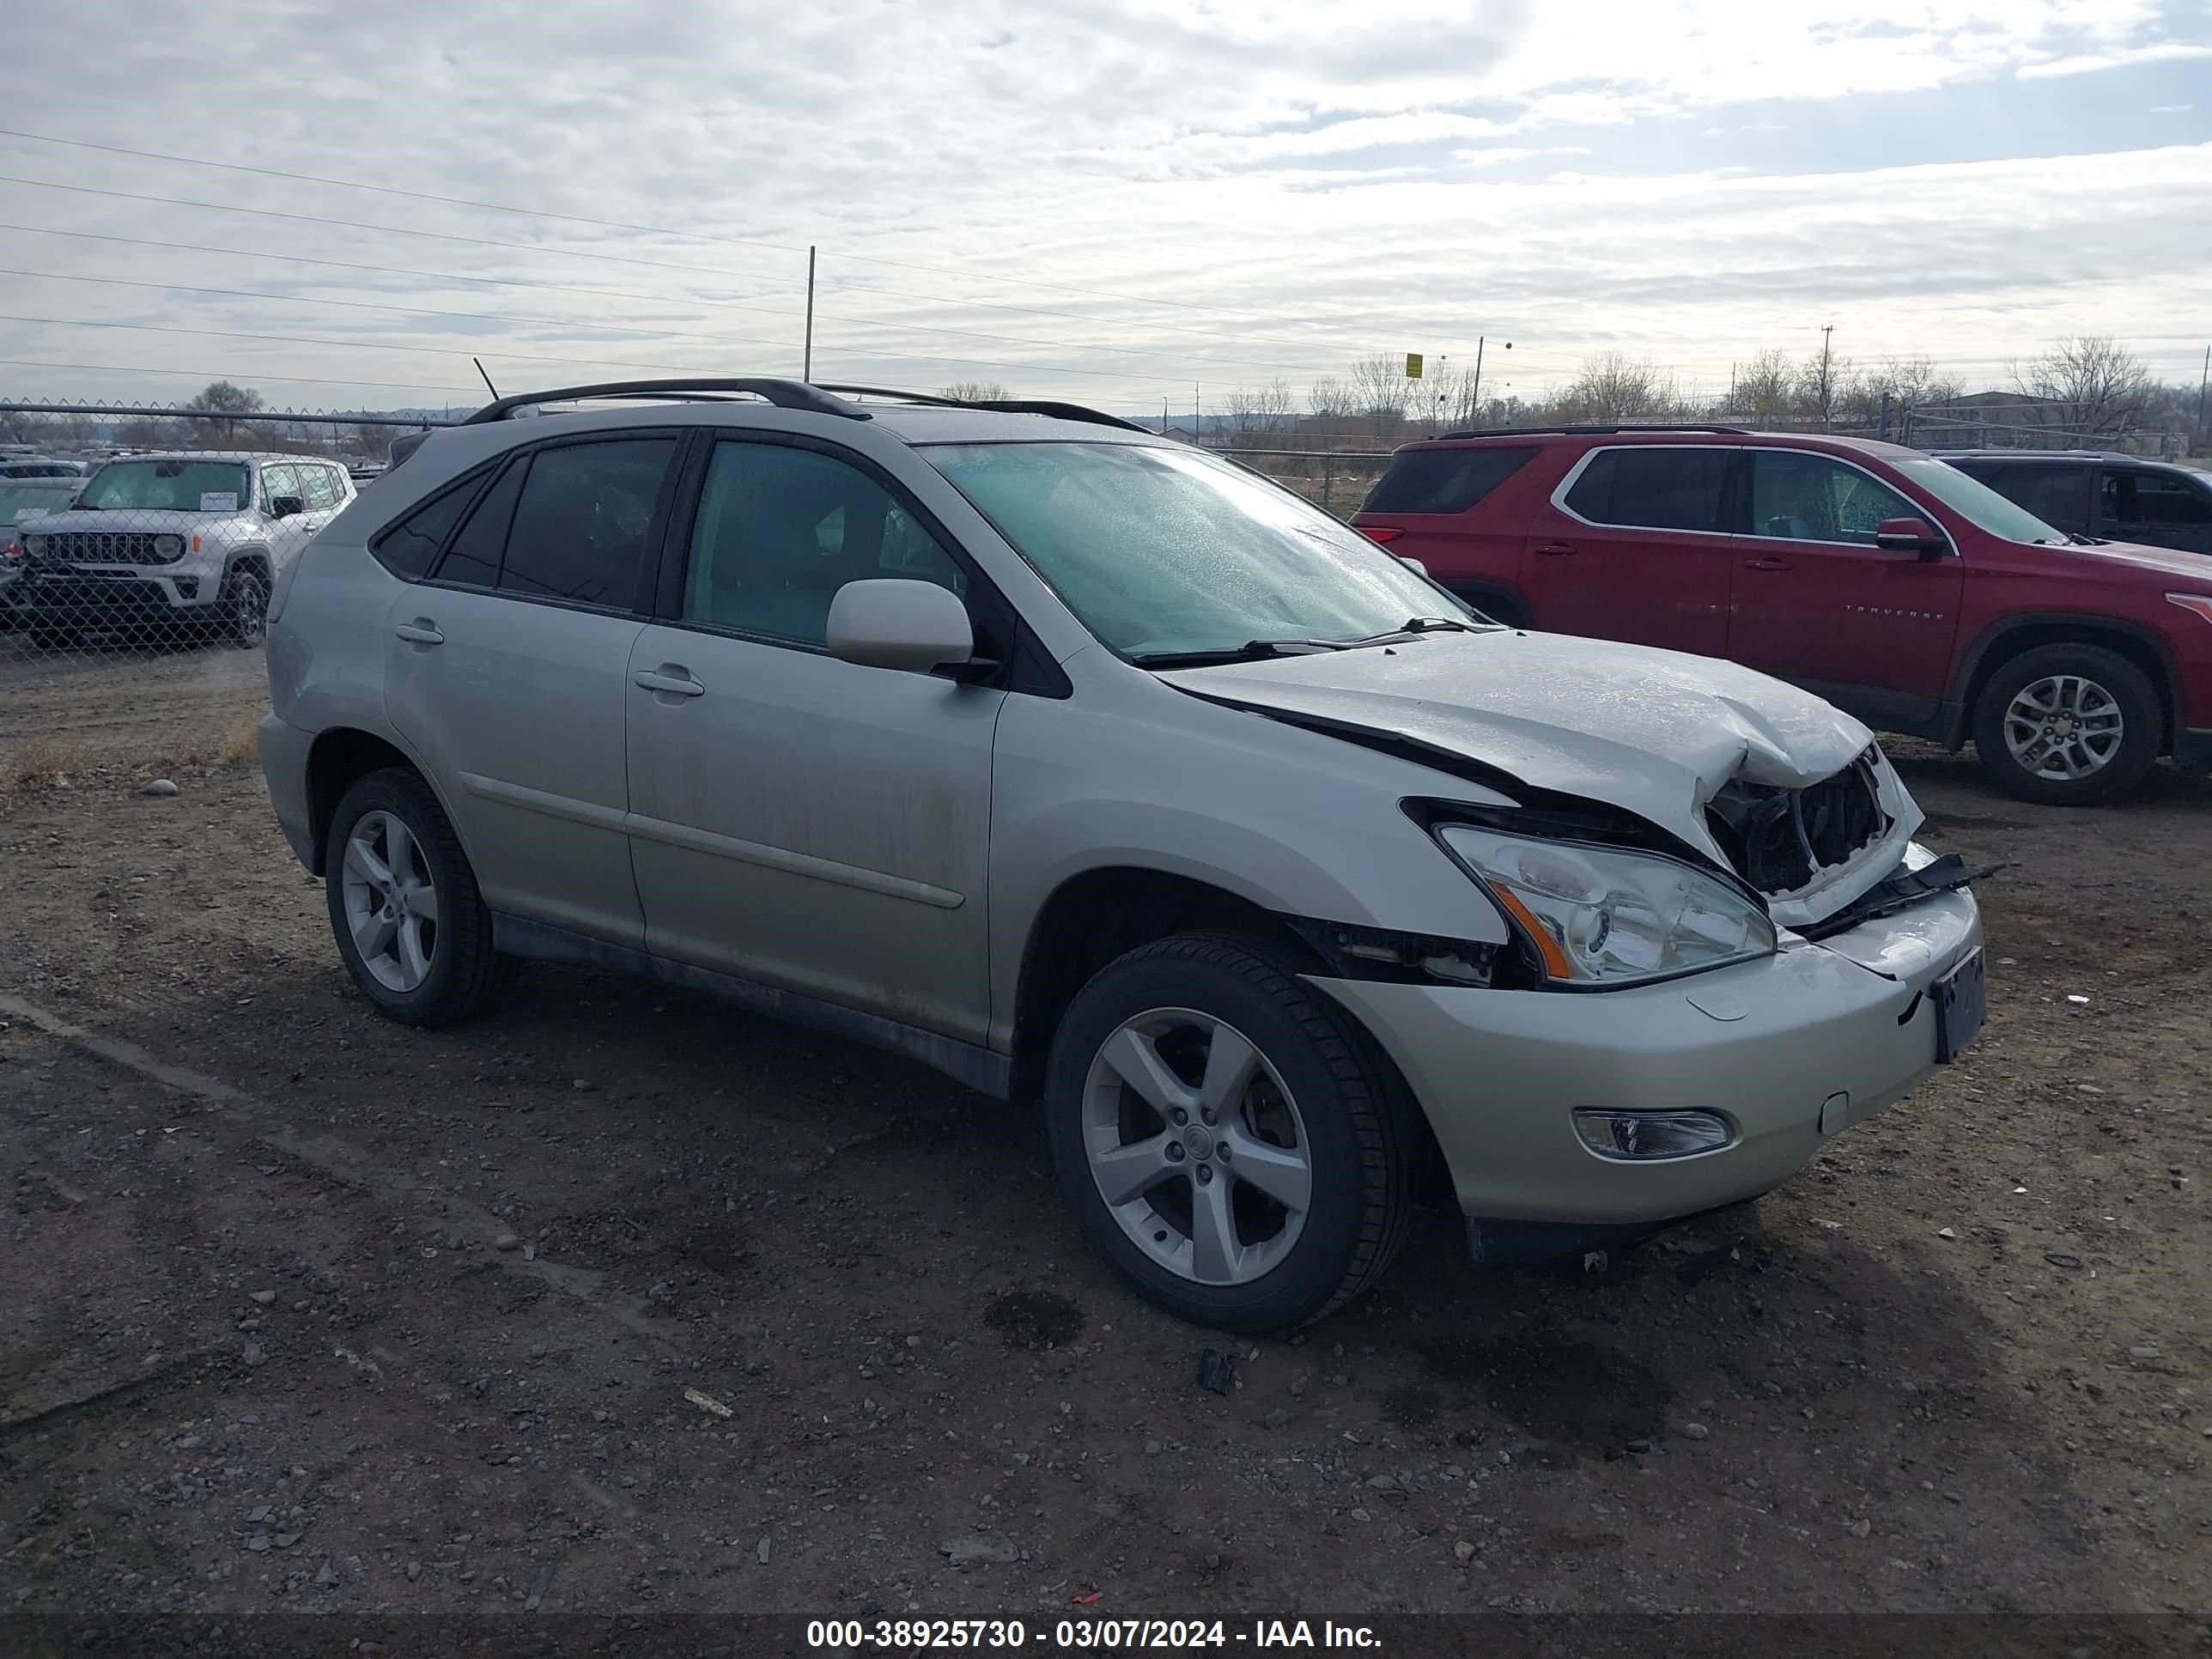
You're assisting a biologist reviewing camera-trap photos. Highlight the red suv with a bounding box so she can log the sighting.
[1352,426,2212,805]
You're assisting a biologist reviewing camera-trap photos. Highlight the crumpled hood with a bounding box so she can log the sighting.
[1161,629,1923,927]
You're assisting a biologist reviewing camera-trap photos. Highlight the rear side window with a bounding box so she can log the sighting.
[1363,447,1537,514]
[1975,463,2092,532]
[1563,447,1732,532]
[370,479,476,580]
[495,438,678,607]
[301,465,341,511]
[433,460,526,588]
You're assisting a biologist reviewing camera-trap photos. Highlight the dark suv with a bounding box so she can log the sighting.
[1353,426,2212,805]
[1943,450,2212,557]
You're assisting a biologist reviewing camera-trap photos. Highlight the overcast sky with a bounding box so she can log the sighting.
[1,0,2207,415]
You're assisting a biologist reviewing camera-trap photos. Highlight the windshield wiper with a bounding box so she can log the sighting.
[1328,616,1482,648]
[1129,638,1346,668]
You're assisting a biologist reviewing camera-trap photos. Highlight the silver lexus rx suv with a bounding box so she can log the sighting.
[259,378,1984,1333]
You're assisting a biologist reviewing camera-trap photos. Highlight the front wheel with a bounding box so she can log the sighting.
[325,769,513,1024]
[1043,932,1415,1334]
[221,565,270,648]
[1971,643,2160,805]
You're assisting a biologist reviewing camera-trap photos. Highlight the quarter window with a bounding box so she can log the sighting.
[1748,452,1917,545]
[494,438,677,607]
[1563,447,1731,532]
[680,441,964,647]
[371,478,476,580]
[1364,447,1537,514]
[433,459,526,589]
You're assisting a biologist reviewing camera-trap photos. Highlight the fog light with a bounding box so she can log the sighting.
[1572,1109,1732,1161]
[173,576,198,599]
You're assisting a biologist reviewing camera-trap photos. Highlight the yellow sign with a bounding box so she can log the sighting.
[1404,353,1424,380]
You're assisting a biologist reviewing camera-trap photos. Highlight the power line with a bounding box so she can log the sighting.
[0,219,1347,376]
[0,356,474,394]
[0,266,1222,389]
[0,125,1440,346]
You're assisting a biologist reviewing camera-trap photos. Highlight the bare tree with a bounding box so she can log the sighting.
[1306,375,1352,433]
[1733,349,1796,420]
[185,380,265,445]
[938,380,1011,403]
[1559,351,1674,422]
[1347,353,1412,438]
[1793,337,1850,430]
[2011,336,2156,434]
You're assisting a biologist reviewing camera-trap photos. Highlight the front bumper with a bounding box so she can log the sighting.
[14,569,215,618]
[1316,885,1982,1229]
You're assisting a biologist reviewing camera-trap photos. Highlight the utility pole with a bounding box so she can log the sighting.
[1468,337,1511,421]
[1163,395,1170,434]
[2197,344,2209,444]
[1193,381,1200,443]
[1818,323,1835,430]
[803,246,817,381]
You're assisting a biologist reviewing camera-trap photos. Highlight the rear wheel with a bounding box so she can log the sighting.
[1971,642,2160,805]
[325,769,513,1024]
[1043,932,1415,1334]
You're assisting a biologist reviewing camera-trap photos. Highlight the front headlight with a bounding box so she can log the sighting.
[1437,825,1776,988]
[152,534,184,560]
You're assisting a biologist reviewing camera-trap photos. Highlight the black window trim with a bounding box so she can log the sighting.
[1549,441,1742,535]
[1734,447,1956,556]
[645,427,1069,698]
[416,427,690,619]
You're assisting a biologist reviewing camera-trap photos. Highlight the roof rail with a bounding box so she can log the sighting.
[1435,422,1753,441]
[817,384,1152,434]
[459,377,868,426]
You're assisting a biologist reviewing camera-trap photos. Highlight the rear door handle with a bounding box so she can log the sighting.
[1743,556,1791,572]
[1534,542,1577,557]
[634,666,705,698]
[393,620,444,645]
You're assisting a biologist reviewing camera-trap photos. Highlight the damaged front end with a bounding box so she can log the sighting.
[1703,744,1920,930]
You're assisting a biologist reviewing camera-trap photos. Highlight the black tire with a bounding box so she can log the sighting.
[221,564,270,648]
[1970,642,2160,805]
[1043,931,1416,1334]
[25,623,74,651]
[1443,583,1528,629]
[324,768,514,1025]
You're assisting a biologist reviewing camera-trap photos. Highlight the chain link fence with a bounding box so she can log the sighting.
[1209,447,1398,518]
[0,401,455,809]
[0,402,447,681]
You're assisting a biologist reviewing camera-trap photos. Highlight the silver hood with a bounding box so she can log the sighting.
[1161,629,1921,927]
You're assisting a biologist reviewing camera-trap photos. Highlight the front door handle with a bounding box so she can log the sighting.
[1534,542,1577,557]
[393,619,444,645]
[1743,556,1791,572]
[634,666,705,698]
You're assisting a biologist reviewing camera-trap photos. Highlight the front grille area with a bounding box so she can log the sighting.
[1707,748,1890,896]
[36,532,172,566]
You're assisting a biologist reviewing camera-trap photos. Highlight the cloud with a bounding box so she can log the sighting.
[2016,41,2212,78]
[0,0,2204,410]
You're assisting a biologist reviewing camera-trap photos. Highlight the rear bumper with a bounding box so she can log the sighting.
[259,714,319,872]
[1315,886,1982,1229]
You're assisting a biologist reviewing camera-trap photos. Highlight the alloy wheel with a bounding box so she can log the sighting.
[340,810,441,993]
[1079,1007,1313,1286]
[2002,674,2124,782]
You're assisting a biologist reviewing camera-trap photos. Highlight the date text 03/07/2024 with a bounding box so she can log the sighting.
[805,1618,1382,1649]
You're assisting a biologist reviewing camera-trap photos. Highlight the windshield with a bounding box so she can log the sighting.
[75,459,252,514]
[1895,454,2069,544]
[921,441,1461,659]
[0,482,76,523]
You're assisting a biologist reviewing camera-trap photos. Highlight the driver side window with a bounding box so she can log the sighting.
[1750,452,1914,545]
[681,441,964,648]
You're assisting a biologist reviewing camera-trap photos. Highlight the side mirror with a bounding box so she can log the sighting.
[826,579,975,676]
[270,495,305,520]
[1874,516,1946,558]
[1397,555,1429,576]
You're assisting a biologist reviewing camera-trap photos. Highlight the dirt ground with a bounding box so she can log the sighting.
[1,642,2207,1638]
